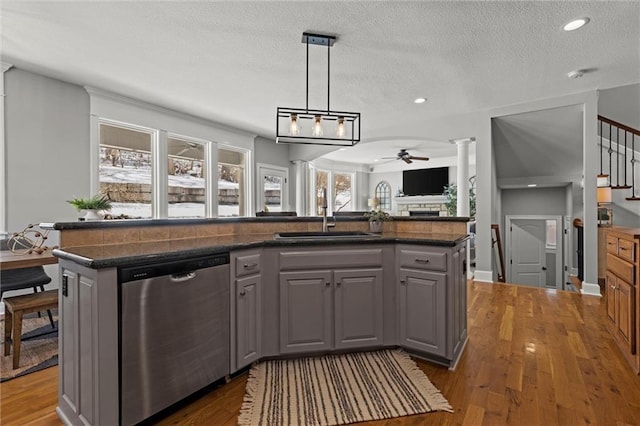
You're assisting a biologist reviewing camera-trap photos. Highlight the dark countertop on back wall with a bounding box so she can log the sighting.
[40,215,470,231]
[53,232,470,269]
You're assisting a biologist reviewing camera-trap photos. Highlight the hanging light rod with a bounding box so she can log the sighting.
[276,31,361,147]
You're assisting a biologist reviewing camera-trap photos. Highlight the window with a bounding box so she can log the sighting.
[218,146,248,217]
[167,136,206,218]
[333,172,352,212]
[375,181,391,211]
[545,219,557,249]
[99,122,154,218]
[315,170,329,215]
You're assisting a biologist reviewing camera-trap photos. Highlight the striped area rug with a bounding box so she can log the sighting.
[238,349,452,426]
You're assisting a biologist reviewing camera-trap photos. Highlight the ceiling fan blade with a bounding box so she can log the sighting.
[409,156,430,161]
[380,156,398,160]
[403,157,413,164]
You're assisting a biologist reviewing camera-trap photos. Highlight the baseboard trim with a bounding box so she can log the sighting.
[474,270,493,283]
[581,281,602,297]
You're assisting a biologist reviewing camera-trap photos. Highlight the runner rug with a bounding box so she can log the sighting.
[238,349,452,426]
[1,312,58,382]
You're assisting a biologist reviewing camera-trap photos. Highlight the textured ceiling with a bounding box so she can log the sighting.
[1,1,639,165]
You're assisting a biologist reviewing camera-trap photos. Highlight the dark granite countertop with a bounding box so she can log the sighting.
[53,232,470,269]
[41,215,470,231]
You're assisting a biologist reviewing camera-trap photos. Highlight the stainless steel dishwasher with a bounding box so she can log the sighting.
[119,253,230,425]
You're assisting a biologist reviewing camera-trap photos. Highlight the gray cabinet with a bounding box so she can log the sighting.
[398,268,446,356]
[231,250,262,372]
[397,243,468,367]
[279,270,332,354]
[334,268,384,349]
[279,247,388,354]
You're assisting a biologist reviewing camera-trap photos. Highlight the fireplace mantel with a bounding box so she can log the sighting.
[393,195,448,216]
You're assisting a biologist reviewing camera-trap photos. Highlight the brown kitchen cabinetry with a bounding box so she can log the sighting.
[605,227,639,374]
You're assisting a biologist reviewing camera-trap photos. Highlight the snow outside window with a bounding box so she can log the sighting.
[99,122,153,218]
[218,147,247,217]
[167,137,206,218]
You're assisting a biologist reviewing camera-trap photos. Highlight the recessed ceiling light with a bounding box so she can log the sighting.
[414,97,427,104]
[563,18,590,31]
[527,184,537,188]
[374,159,380,162]
[338,148,347,151]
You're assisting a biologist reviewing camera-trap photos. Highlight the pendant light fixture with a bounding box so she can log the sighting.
[276,32,361,146]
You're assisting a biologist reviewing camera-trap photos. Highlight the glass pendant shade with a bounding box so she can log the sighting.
[336,117,346,138]
[312,115,323,137]
[289,114,301,136]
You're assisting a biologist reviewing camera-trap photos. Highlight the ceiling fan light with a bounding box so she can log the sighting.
[289,114,301,136]
[336,117,346,138]
[312,115,323,137]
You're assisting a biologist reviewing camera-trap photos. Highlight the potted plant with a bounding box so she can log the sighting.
[364,209,392,233]
[67,194,112,221]
[443,183,476,217]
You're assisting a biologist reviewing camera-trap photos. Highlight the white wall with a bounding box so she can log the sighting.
[501,187,567,218]
[599,83,640,130]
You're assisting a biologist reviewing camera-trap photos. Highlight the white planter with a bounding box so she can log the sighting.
[82,209,103,221]
[369,220,384,233]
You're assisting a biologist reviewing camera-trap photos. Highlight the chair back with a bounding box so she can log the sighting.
[256,211,297,217]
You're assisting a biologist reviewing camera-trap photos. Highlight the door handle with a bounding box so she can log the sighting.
[170,272,196,282]
[541,266,547,271]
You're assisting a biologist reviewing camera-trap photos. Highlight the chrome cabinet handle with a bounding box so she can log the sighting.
[400,279,406,285]
[415,259,430,264]
[239,290,246,296]
[325,282,331,286]
[244,263,258,268]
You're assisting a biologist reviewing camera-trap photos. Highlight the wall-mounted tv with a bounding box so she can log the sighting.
[402,167,449,196]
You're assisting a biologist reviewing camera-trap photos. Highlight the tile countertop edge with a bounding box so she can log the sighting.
[40,216,471,230]
[52,234,470,270]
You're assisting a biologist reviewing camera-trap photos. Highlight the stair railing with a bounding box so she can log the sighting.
[597,115,639,201]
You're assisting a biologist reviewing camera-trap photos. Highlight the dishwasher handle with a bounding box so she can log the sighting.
[170,272,197,282]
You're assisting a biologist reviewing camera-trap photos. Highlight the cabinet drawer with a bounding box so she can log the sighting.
[607,253,634,284]
[606,235,618,255]
[279,249,383,270]
[399,250,447,272]
[235,253,261,277]
[618,238,635,263]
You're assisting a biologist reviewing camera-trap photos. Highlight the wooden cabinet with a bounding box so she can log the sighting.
[605,228,639,374]
[279,248,385,354]
[231,250,262,372]
[397,243,468,367]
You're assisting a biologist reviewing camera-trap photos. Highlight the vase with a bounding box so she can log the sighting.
[83,209,103,221]
[369,220,383,233]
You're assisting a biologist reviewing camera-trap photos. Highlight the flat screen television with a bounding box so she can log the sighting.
[402,167,449,196]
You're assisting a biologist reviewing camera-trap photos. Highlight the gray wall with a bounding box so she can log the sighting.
[5,68,90,239]
[599,83,640,129]
[501,187,567,218]
[254,136,295,210]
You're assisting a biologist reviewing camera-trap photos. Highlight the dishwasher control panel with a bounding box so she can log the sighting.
[118,253,230,283]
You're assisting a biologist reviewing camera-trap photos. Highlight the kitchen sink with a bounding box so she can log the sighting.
[273,231,380,240]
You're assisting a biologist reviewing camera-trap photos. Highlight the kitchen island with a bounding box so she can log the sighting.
[44,216,469,426]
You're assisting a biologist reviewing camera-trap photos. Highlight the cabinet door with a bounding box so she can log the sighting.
[236,275,262,370]
[616,277,636,354]
[398,268,446,357]
[451,246,467,358]
[606,272,617,324]
[280,270,332,354]
[334,268,383,350]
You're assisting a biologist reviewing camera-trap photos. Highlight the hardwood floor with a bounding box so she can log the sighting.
[2,281,640,425]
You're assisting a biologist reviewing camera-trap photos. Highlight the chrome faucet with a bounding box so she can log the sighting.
[321,187,335,233]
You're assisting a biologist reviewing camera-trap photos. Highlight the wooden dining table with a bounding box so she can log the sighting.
[0,250,58,271]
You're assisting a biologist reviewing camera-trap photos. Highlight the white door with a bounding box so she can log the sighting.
[256,164,288,213]
[510,219,546,287]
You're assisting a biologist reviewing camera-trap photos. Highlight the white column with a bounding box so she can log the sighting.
[1,62,13,237]
[453,138,473,216]
[293,160,308,216]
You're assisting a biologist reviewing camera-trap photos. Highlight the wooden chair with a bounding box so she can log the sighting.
[4,289,58,369]
[1,238,55,328]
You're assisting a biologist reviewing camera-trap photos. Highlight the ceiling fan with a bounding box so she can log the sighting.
[382,149,430,164]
